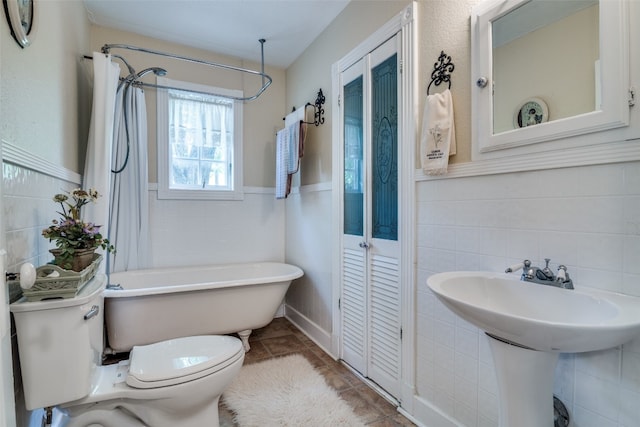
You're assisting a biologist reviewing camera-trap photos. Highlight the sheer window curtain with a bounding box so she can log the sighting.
[83,53,120,273]
[109,85,150,272]
[169,92,231,187]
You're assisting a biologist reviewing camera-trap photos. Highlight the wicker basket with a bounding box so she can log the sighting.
[18,255,103,302]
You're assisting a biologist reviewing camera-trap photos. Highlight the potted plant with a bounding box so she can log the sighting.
[42,188,115,272]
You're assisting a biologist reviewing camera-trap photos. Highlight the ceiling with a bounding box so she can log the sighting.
[83,0,351,69]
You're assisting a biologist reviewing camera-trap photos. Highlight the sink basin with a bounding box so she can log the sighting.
[427,271,640,426]
[427,271,640,352]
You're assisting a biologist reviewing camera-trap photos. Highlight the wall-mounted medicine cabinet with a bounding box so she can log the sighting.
[471,0,635,166]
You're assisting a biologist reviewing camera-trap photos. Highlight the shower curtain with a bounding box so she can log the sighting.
[84,53,120,272]
[109,84,150,272]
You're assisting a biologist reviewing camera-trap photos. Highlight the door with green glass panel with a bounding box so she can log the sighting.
[340,35,401,399]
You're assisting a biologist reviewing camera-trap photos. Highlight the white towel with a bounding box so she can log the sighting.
[274,106,308,199]
[420,89,456,175]
[275,127,289,199]
[285,105,307,127]
[287,121,301,174]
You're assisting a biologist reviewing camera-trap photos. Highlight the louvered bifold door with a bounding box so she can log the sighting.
[367,38,401,398]
[341,60,368,374]
[339,36,401,400]
[369,254,401,396]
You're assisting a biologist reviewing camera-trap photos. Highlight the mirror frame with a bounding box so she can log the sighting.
[471,0,630,161]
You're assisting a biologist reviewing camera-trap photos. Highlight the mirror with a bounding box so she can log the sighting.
[472,0,630,159]
[492,0,599,134]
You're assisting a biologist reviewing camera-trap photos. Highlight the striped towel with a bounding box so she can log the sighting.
[275,126,289,199]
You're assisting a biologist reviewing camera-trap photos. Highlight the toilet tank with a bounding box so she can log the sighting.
[10,274,106,410]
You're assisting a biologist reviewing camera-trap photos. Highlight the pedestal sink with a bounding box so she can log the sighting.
[427,271,640,427]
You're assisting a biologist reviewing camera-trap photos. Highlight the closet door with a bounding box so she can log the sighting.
[340,35,401,399]
[341,58,368,375]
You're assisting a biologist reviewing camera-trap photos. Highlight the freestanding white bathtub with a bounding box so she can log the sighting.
[104,262,303,353]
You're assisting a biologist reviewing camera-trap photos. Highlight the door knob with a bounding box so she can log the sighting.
[359,242,370,249]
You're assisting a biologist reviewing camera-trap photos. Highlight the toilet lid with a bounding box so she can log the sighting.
[126,335,243,389]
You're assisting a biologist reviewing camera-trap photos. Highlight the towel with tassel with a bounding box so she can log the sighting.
[420,89,456,175]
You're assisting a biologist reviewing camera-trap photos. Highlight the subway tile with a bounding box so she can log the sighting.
[433,319,455,349]
[478,361,498,396]
[453,400,478,427]
[623,235,640,274]
[455,252,483,271]
[553,353,575,407]
[575,233,624,272]
[574,372,620,421]
[619,388,640,427]
[455,327,479,359]
[506,229,539,260]
[575,347,621,383]
[477,388,498,425]
[624,196,640,235]
[454,351,478,386]
[572,405,618,427]
[623,163,640,196]
[479,228,508,257]
[621,349,640,393]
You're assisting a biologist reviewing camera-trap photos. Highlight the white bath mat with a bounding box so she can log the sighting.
[222,354,366,427]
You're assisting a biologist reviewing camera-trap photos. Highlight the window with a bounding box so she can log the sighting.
[157,77,243,200]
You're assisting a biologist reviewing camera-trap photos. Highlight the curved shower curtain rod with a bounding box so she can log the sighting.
[101,39,272,102]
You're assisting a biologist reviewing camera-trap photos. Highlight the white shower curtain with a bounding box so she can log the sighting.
[109,85,150,272]
[84,53,120,271]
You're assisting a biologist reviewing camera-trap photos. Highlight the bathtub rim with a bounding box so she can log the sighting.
[105,261,303,298]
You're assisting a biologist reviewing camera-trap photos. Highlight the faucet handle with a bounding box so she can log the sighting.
[556,265,568,281]
[505,259,530,273]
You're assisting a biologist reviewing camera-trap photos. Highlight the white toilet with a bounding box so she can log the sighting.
[10,274,244,427]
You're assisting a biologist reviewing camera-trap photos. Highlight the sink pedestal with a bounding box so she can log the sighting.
[487,334,559,427]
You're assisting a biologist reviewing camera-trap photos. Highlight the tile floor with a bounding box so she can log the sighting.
[219,317,416,427]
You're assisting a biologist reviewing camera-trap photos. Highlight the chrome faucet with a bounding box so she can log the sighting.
[505,258,574,290]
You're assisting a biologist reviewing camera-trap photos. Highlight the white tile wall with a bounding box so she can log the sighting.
[2,163,78,427]
[147,189,285,268]
[416,161,640,427]
[2,164,76,287]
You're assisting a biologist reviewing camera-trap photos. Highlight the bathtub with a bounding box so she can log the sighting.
[104,262,303,353]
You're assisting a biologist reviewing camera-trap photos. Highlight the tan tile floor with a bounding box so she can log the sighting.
[219,317,416,427]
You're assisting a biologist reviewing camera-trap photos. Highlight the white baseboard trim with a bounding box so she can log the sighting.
[411,395,462,427]
[284,304,334,358]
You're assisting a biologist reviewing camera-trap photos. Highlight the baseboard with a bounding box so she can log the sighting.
[284,304,334,358]
[411,395,462,427]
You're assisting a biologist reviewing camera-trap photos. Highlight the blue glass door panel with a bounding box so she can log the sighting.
[371,54,398,241]
[343,76,364,237]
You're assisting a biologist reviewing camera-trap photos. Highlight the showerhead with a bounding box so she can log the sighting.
[136,67,168,79]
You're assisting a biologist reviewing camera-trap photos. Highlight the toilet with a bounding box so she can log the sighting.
[10,274,244,427]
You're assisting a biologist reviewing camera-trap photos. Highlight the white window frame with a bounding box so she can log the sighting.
[157,76,244,200]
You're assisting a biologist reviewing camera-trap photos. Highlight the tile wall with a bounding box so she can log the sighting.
[415,161,640,427]
[3,163,77,301]
[3,162,78,427]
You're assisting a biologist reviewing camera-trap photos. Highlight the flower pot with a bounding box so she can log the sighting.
[50,248,96,272]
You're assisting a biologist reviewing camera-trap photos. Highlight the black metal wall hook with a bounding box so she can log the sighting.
[427,51,455,95]
[313,88,325,126]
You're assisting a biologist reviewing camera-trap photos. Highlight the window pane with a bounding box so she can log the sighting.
[172,159,199,186]
[168,89,233,190]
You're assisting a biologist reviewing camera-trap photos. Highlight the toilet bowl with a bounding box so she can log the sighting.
[10,274,244,427]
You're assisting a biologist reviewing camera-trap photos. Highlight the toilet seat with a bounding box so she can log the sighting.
[126,335,244,389]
